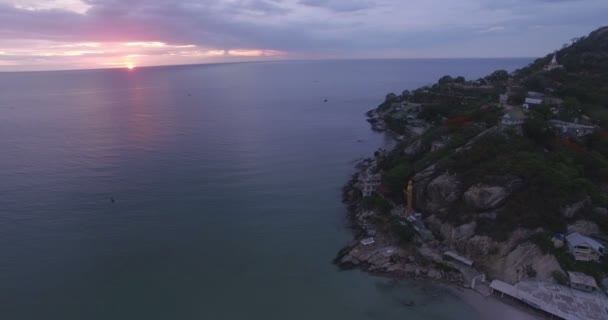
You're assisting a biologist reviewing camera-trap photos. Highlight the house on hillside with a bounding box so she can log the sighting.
[501,109,526,126]
[568,272,599,292]
[566,232,605,262]
[401,102,422,114]
[548,120,596,138]
[523,92,544,110]
[431,140,447,152]
[359,171,382,197]
[527,92,545,99]
[499,94,509,107]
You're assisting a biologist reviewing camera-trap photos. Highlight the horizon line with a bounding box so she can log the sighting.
[0,56,538,74]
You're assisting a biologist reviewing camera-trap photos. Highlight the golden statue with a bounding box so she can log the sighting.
[407,180,414,210]
[403,180,414,216]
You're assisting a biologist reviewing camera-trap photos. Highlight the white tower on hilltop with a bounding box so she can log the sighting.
[544,52,563,71]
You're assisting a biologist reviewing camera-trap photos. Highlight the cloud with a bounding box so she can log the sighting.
[0,0,607,70]
[1,0,91,14]
[298,0,376,12]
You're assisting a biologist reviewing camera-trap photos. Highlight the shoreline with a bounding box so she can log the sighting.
[335,110,543,320]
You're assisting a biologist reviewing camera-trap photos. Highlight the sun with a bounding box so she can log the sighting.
[126,64,136,70]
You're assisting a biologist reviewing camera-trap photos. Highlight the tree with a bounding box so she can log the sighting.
[385,92,399,104]
[524,117,554,145]
[508,88,526,105]
[401,90,411,100]
[485,70,509,82]
[454,76,466,83]
[382,164,412,193]
[558,97,582,121]
[438,75,453,85]
[523,74,547,92]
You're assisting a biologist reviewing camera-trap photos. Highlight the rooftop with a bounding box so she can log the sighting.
[527,91,545,99]
[524,97,543,105]
[566,232,605,252]
[503,109,526,120]
[548,120,596,130]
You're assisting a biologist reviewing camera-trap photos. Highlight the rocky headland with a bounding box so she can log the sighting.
[335,26,608,294]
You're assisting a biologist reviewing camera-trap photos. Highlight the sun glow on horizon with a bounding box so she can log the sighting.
[0,38,289,71]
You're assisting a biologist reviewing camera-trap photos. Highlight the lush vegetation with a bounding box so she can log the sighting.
[370,26,608,239]
[363,26,608,280]
[515,26,608,127]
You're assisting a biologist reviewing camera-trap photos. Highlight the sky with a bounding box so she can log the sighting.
[0,0,607,71]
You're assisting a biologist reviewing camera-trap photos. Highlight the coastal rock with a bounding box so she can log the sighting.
[463,184,510,211]
[567,220,600,235]
[417,245,443,263]
[427,269,443,280]
[561,197,591,218]
[459,235,497,257]
[429,220,476,244]
[387,264,403,273]
[404,263,417,274]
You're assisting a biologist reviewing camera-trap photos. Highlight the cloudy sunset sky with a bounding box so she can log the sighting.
[0,0,607,71]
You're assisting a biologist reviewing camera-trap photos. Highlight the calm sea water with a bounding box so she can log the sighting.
[0,59,530,320]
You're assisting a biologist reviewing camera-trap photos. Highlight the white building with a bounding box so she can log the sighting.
[566,232,605,262]
[544,53,564,71]
[568,272,599,292]
[548,120,596,138]
[359,172,381,197]
[501,109,526,126]
[525,97,543,105]
[499,94,509,107]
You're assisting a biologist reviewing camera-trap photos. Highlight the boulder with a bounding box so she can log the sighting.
[459,235,497,257]
[567,220,600,235]
[452,222,477,242]
[463,184,510,211]
[412,165,438,210]
[424,173,461,214]
[404,264,417,274]
[427,269,443,280]
[434,221,476,244]
[487,242,563,284]
[561,197,591,218]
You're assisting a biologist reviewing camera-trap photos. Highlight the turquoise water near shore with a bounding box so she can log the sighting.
[0,59,530,319]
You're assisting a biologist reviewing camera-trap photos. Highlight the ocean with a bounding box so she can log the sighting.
[0,59,531,319]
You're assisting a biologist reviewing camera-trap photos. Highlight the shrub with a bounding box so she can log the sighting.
[526,265,537,278]
[391,220,415,243]
[360,195,393,215]
[530,233,555,254]
[552,271,568,285]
